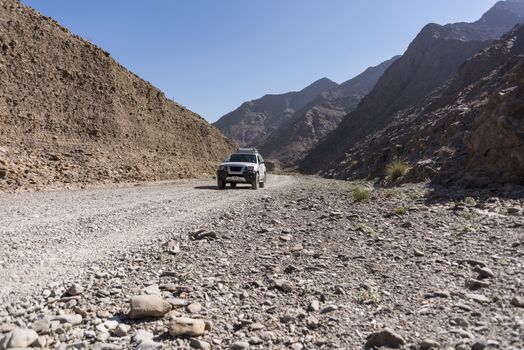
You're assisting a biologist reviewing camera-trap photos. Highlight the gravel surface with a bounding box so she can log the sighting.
[0,176,523,349]
[0,175,295,302]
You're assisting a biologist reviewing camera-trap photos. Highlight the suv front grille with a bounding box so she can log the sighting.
[229,166,242,173]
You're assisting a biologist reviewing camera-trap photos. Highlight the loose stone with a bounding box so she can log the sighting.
[365,328,405,348]
[128,295,171,319]
[169,317,206,337]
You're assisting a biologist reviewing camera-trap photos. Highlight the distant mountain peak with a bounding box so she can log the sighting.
[313,77,335,84]
[258,56,400,167]
[476,0,524,27]
[300,77,338,94]
[214,77,338,147]
[299,0,524,175]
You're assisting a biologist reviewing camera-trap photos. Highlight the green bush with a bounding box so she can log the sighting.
[386,160,409,180]
[352,186,371,202]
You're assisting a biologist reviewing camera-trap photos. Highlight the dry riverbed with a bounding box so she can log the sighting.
[0,176,523,349]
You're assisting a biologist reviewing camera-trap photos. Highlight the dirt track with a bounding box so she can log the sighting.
[1,177,523,349]
[0,175,296,303]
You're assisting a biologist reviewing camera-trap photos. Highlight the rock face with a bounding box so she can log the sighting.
[213,78,338,147]
[259,56,400,167]
[299,0,524,182]
[316,24,524,185]
[0,0,235,192]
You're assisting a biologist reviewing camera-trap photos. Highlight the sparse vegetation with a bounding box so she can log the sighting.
[463,196,477,207]
[357,223,374,234]
[498,258,510,266]
[357,223,379,240]
[386,160,410,180]
[393,207,407,215]
[357,289,381,305]
[459,211,478,221]
[352,186,372,202]
[408,188,427,200]
[454,223,476,234]
[384,188,405,199]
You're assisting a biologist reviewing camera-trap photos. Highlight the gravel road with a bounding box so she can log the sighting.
[1,177,523,349]
[0,175,296,303]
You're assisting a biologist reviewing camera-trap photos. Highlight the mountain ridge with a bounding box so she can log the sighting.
[259,56,400,167]
[299,0,524,176]
[327,24,524,185]
[213,77,338,147]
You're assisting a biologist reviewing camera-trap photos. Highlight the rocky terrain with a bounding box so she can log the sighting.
[259,57,400,168]
[324,25,524,186]
[1,176,523,349]
[300,0,524,180]
[1,1,523,349]
[213,78,338,148]
[0,0,235,193]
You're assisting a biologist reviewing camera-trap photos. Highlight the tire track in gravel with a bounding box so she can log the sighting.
[0,175,296,303]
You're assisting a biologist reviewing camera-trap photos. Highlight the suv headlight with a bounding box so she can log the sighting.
[218,165,227,171]
[245,165,255,171]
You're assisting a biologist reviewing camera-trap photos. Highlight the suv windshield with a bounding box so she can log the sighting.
[228,154,257,163]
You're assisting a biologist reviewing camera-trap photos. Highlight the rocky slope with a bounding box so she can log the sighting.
[213,78,338,147]
[1,177,523,349]
[328,25,524,186]
[0,0,235,192]
[300,0,524,176]
[259,56,400,167]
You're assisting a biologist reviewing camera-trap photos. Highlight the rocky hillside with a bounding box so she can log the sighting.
[213,78,338,147]
[300,0,524,176]
[260,56,399,167]
[328,25,524,186]
[0,0,235,192]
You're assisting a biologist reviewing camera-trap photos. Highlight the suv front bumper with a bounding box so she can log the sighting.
[217,170,256,183]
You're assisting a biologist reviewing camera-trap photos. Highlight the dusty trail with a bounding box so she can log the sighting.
[0,175,296,302]
[0,177,522,349]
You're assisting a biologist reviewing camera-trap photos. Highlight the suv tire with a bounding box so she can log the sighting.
[251,173,259,190]
[217,179,226,190]
[260,174,266,188]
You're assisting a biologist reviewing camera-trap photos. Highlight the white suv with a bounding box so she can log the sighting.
[217,148,267,190]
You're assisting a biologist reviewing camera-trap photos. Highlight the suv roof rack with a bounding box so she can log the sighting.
[235,147,258,154]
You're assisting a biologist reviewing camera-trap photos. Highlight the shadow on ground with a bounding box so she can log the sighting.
[422,183,524,206]
[193,185,253,190]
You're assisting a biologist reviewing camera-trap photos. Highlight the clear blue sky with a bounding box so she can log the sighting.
[23,0,498,122]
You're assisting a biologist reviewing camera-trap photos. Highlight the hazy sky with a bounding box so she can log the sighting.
[23,0,498,122]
